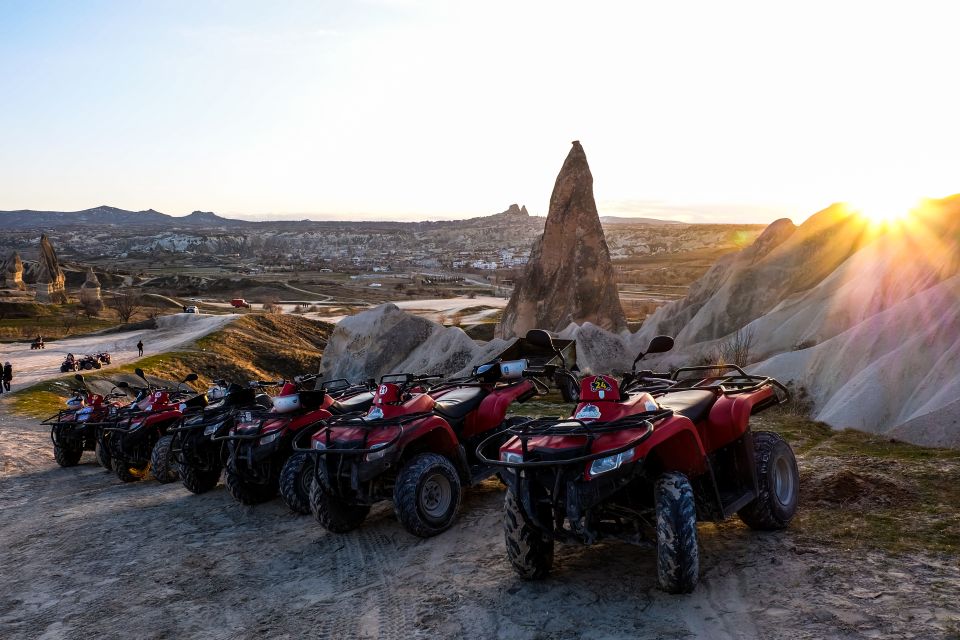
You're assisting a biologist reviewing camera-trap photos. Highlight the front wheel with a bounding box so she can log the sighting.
[504,488,554,579]
[224,459,277,505]
[279,452,315,515]
[655,471,700,594]
[393,453,462,538]
[308,472,370,533]
[738,431,800,530]
[95,438,112,471]
[180,463,222,494]
[53,443,83,467]
[150,435,179,484]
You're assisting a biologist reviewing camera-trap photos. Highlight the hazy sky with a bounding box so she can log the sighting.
[2,0,958,223]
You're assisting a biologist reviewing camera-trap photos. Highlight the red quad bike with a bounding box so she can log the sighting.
[216,376,376,506]
[479,334,800,594]
[297,333,560,538]
[165,379,278,495]
[101,368,205,482]
[44,374,128,468]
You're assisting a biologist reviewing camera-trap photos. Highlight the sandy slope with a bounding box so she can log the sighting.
[0,420,957,640]
[0,313,238,391]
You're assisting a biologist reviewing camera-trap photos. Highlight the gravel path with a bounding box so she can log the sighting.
[0,420,957,640]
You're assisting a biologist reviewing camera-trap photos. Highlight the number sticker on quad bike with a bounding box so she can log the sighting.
[590,376,612,399]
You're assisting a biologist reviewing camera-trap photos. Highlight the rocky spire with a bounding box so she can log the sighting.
[2,251,25,290]
[79,267,102,309]
[33,233,66,303]
[498,141,626,338]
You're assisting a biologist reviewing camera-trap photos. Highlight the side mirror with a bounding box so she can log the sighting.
[135,368,147,381]
[525,329,554,351]
[184,373,199,383]
[74,373,85,384]
[646,335,675,355]
[632,335,675,371]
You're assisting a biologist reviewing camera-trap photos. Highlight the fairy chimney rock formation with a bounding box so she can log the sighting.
[33,234,67,303]
[2,251,25,290]
[79,267,102,307]
[498,141,626,338]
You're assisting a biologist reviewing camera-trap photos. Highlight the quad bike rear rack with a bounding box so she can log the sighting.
[292,411,435,456]
[475,409,674,469]
[669,365,791,399]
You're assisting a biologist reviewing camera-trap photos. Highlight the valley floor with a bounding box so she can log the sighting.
[0,417,957,640]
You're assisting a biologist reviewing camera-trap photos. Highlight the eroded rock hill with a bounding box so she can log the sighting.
[498,141,626,338]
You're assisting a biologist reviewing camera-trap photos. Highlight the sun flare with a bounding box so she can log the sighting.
[846,193,921,227]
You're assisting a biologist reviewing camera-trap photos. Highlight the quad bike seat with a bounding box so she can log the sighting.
[657,390,717,425]
[433,387,489,423]
[330,391,375,415]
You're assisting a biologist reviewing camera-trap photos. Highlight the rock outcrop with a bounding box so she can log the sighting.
[1,251,25,290]
[79,267,102,309]
[499,141,626,338]
[33,234,66,303]
[319,304,510,382]
[636,195,960,448]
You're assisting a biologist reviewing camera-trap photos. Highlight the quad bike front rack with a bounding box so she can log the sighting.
[475,409,674,470]
[291,411,435,456]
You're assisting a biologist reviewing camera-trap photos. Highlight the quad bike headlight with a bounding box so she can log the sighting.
[259,431,281,446]
[365,442,393,462]
[501,451,523,464]
[588,448,635,477]
[203,420,226,436]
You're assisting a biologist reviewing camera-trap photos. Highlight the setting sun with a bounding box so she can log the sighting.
[846,193,921,226]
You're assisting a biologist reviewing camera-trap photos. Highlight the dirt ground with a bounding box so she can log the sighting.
[1,419,958,640]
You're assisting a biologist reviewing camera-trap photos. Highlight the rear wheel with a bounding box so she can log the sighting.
[279,452,315,515]
[53,443,83,467]
[393,453,462,538]
[655,471,700,594]
[224,459,277,505]
[309,473,370,533]
[95,438,112,471]
[738,431,800,530]
[150,435,179,484]
[504,488,554,579]
[180,463,222,494]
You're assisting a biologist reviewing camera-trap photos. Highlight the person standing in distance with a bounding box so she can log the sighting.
[137,340,144,357]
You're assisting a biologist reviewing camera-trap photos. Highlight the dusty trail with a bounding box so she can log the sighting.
[0,314,237,391]
[0,422,956,640]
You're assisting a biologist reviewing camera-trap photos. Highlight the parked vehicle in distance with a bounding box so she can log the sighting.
[482,335,799,594]
[78,354,103,370]
[230,298,251,308]
[184,306,199,314]
[60,354,80,372]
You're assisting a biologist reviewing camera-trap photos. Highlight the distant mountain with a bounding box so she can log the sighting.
[0,204,690,231]
[599,215,685,225]
[0,206,244,230]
